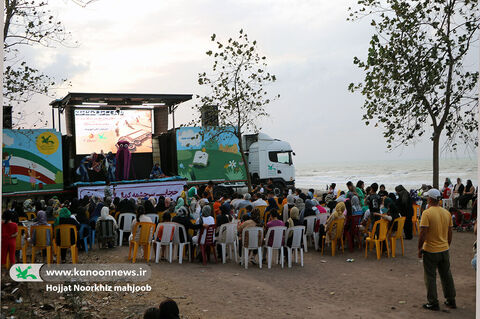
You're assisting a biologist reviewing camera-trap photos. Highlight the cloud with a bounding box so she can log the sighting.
[178,129,202,148]
[3,133,14,146]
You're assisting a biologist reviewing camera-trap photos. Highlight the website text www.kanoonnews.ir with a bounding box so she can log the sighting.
[9,263,153,293]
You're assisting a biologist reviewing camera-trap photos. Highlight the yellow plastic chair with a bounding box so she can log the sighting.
[54,225,78,264]
[238,208,247,220]
[114,211,121,221]
[18,217,27,222]
[128,222,155,263]
[388,217,406,258]
[321,218,345,256]
[31,225,54,264]
[412,204,421,235]
[257,206,267,222]
[277,205,284,219]
[336,190,342,199]
[365,219,390,260]
[26,212,37,220]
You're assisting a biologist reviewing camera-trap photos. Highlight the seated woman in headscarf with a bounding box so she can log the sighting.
[286,207,301,229]
[88,201,104,229]
[351,196,363,216]
[28,210,52,262]
[373,197,400,233]
[265,197,279,220]
[295,198,305,217]
[144,199,156,215]
[129,205,153,243]
[174,198,185,213]
[155,196,167,212]
[172,206,201,243]
[192,206,215,246]
[95,206,118,248]
[54,207,80,263]
[216,203,233,243]
[325,202,346,244]
[300,199,316,225]
[283,195,296,223]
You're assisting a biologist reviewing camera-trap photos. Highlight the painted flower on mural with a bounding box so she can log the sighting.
[228,160,236,168]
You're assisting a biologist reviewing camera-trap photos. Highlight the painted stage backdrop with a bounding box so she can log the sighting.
[2,129,63,193]
[176,127,246,181]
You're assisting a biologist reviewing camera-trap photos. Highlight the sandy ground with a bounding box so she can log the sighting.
[1,231,476,319]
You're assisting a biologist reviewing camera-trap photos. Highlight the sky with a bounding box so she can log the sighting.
[12,0,479,165]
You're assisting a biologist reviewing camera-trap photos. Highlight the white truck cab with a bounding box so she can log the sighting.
[243,132,295,195]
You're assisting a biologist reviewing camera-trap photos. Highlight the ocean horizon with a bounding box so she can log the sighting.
[295,158,477,192]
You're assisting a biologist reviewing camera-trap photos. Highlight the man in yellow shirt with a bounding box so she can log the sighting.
[418,188,456,311]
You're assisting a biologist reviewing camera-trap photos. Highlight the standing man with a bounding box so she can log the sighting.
[418,188,456,311]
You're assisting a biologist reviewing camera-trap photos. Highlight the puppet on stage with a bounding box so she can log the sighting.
[115,140,132,181]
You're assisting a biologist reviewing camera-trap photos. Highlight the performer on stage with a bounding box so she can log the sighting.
[115,140,132,181]
[150,163,165,179]
[106,151,116,182]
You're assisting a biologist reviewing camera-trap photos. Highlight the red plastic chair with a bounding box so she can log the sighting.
[344,215,363,252]
[197,225,217,265]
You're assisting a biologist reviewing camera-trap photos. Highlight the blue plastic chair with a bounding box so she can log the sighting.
[78,224,91,252]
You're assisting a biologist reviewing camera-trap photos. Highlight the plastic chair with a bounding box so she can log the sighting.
[30,225,53,264]
[388,217,406,258]
[54,225,78,264]
[118,213,136,246]
[146,214,159,224]
[285,226,305,268]
[237,208,247,220]
[15,226,28,264]
[18,217,27,222]
[172,223,191,264]
[216,223,238,264]
[264,226,286,269]
[412,204,421,235]
[365,219,390,260]
[321,218,345,256]
[442,191,454,209]
[303,216,318,252]
[256,206,267,223]
[97,220,115,249]
[78,224,92,252]
[129,222,155,263]
[114,211,121,221]
[344,215,363,252]
[194,225,217,265]
[153,223,176,263]
[241,227,264,269]
[26,212,36,220]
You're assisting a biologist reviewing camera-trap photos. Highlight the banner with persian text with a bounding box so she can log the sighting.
[77,180,186,200]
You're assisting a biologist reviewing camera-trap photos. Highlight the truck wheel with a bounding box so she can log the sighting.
[273,183,284,197]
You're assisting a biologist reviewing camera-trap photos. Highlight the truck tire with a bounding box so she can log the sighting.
[273,182,284,197]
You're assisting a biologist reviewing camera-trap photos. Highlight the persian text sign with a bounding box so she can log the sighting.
[78,181,186,200]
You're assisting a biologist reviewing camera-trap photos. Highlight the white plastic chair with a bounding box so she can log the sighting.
[283,206,289,223]
[152,223,176,263]
[317,213,330,226]
[303,216,318,252]
[118,213,136,247]
[172,223,191,264]
[146,214,159,224]
[264,226,287,269]
[286,226,305,268]
[241,227,263,269]
[442,191,453,209]
[216,223,238,264]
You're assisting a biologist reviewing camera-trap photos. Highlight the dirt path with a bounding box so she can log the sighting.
[1,232,476,318]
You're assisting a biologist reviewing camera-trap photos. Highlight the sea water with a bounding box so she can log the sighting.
[295,158,477,192]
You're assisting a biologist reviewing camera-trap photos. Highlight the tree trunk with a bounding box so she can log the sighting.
[237,133,252,192]
[432,131,440,189]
